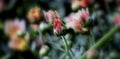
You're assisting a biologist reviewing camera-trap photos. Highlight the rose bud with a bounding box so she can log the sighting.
[39,45,50,56]
[43,10,59,23]
[86,49,98,59]
[39,22,49,32]
[8,37,28,52]
[53,18,65,36]
[27,6,41,22]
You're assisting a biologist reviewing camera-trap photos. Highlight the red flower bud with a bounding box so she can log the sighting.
[53,19,64,35]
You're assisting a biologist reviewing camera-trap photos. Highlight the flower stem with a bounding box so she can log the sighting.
[1,54,11,59]
[39,30,44,45]
[88,29,95,47]
[90,29,95,45]
[61,36,72,59]
[81,24,120,59]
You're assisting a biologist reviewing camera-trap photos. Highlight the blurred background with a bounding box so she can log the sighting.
[0,0,120,59]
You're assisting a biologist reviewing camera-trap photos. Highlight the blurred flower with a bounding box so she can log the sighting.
[4,18,25,38]
[66,20,82,30]
[30,23,38,32]
[113,15,120,24]
[39,22,48,31]
[71,0,91,10]
[39,45,50,56]
[43,10,59,23]
[65,8,90,23]
[65,9,89,32]
[64,15,74,23]
[53,19,64,35]
[65,20,88,32]
[78,8,90,22]
[71,0,81,10]
[87,49,98,59]
[8,37,28,51]
[27,6,41,22]
[0,0,5,12]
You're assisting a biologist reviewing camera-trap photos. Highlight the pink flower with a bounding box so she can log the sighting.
[53,19,64,35]
[43,10,59,23]
[64,9,89,32]
[64,13,80,24]
[78,8,90,22]
[64,15,74,23]
[66,21,82,31]
[4,18,26,38]
[65,8,89,23]
[65,20,87,32]
[114,15,120,24]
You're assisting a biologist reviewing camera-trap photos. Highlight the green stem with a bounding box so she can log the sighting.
[61,36,72,59]
[88,35,92,47]
[81,24,120,59]
[1,54,11,59]
[90,29,95,45]
[69,49,75,56]
[39,30,44,45]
